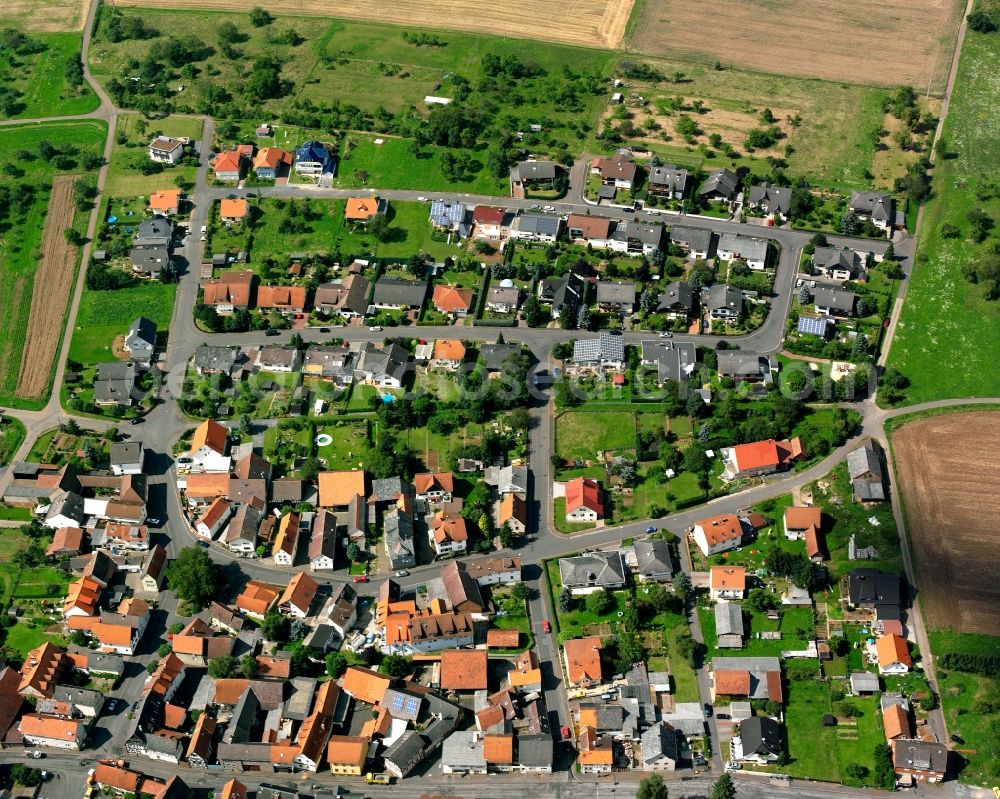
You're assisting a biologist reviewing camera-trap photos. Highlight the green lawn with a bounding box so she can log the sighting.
[699,603,814,659]
[0,505,32,521]
[555,411,636,461]
[314,420,372,471]
[0,120,108,408]
[552,497,598,534]
[0,31,98,121]
[0,416,27,466]
[3,623,63,659]
[69,283,176,365]
[667,625,701,703]
[105,113,202,198]
[928,629,1000,785]
[885,31,1000,403]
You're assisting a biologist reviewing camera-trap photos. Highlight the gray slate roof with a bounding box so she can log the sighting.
[741,716,782,756]
[715,601,744,638]
[718,232,769,263]
[849,191,893,222]
[385,508,416,569]
[698,168,739,199]
[558,551,626,589]
[641,722,680,766]
[511,160,556,182]
[609,221,663,248]
[373,277,427,308]
[657,281,694,314]
[813,246,858,272]
[480,342,522,371]
[670,225,713,253]
[635,538,674,579]
[814,286,856,314]
[717,350,768,378]
[193,345,239,373]
[640,340,696,384]
[648,164,688,193]
[747,183,791,215]
[595,281,637,306]
[704,284,742,314]
[110,441,142,466]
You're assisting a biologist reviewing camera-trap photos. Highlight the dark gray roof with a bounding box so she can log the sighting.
[284,676,318,721]
[87,651,124,675]
[657,281,694,313]
[698,168,739,199]
[371,476,404,502]
[257,346,299,368]
[635,538,673,578]
[717,350,768,378]
[848,442,885,500]
[97,362,136,382]
[670,225,713,252]
[193,345,239,372]
[648,164,688,192]
[704,284,742,313]
[480,342,522,371]
[227,503,263,544]
[640,340,696,384]
[539,271,584,312]
[595,281,637,306]
[558,551,626,589]
[812,246,858,272]
[511,160,556,181]
[315,276,371,316]
[514,213,561,238]
[52,684,103,708]
[609,221,663,248]
[373,277,427,308]
[718,232,769,263]
[385,508,415,569]
[715,601,744,638]
[847,569,900,607]
[641,722,680,765]
[741,716,782,756]
[849,191,893,222]
[134,217,174,247]
[518,733,553,768]
[126,317,156,352]
[850,671,881,693]
[573,332,625,365]
[814,286,856,314]
[45,490,85,525]
[355,341,411,383]
[894,739,948,773]
[747,183,791,215]
[383,729,426,774]
[110,441,142,466]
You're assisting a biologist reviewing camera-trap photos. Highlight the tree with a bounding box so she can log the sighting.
[672,572,691,599]
[637,773,668,799]
[249,6,274,26]
[744,588,777,615]
[166,546,223,610]
[239,653,258,679]
[873,743,896,789]
[643,581,671,612]
[11,766,42,787]
[217,21,242,43]
[208,655,236,678]
[381,653,411,678]
[558,587,574,612]
[326,651,348,678]
[262,609,290,644]
[510,583,531,603]
[367,213,390,242]
[683,443,710,475]
[346,542,361,562]
[845,763,869,781]
[839,210,860,235]
[585,588,613,615]
[711,773,736,799]
[614,631,644,671]
[523,295,547,327]
[577,304,591,330]
[968,9,998,32]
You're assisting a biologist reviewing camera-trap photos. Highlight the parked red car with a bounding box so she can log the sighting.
[353,575,369,583]
[542,620,552,633]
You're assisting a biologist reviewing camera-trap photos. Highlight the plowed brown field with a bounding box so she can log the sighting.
[14,175,78,400]
[627,0,964,91]
[892,411,1000,635]
[114,0,635,48]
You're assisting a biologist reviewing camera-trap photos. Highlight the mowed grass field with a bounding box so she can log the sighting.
[112,0,636,48]
[0,0,87,31]
[0,121,107,408]
[891,411,1000,636]
[106,113,203,197]
[69,282,176,366]
[0,32,98,120]
[886,31,1000,402]
[627,0,964,91]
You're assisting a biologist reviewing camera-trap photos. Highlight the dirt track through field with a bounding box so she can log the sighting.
[15,175,79,400]
[114,0,635,48]
[892,411,1000,635]
[627,0,964,91]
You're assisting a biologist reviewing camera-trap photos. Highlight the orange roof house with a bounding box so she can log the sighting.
[563,636,604,686]
[487,628,520,648]
[272,511,300,563]
[18,714,86,747]
[184,472,231,501]
[220,198,249,223]
[214,150,242,179]
[713,668,752,697]
[430,512,471,548]
[318,470,368,507]
[219,779,248,799]
[345,196,387,222]
[876,633,912,674]
[341,666,391,706]
[883,703,912,740]
[63,575,102,617]
[565,477,603,519]
[692,513,745,556]
[235,580,280,618]
[327,735,370,771]
[439,650,488,691]
[149,189,181,215]
[432,338,467,364]
[710,566,747,598]
[360,707,392,739]
[256,284,307,312]
[498,493,527,532]
[432,285,474,315]
[413,472,454,497]
[202,270,254,310]
[728,437,804,477]
[18,642,71,698]
[483,733,514,765]
[146,653,185,697]
[784,505,824,561]
[252,147,292,173]
[278,571,319,617]
[46,525,85,557]
[190,419,229,457]
[94,764,142,793]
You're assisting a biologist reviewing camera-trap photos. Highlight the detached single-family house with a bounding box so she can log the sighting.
[849,191,894,231]
[563,637,604,688]
[738,716,783,763]
[648,164,688,199]
[717,233,769,270]
[354,342,410,388]
[472,205,511,240]
[220,198,249,225]
[572,332,626,371]
[130,217,174,278]
[848,442,886,503]
[432,285,474,318]
[509,212,561,243]
[564,477,603,523]
[314,275,371,318]
[201,270,254,314]
[698,168,739,202]
[723,437,804,480]
[892,739,948,783]
[746,182,791,219]
[252,147,292,180]
[710,566,746,600]
[656,281,695,319]
[429,511,471,557]
[148,136,185,165]
[669,226,712,259]
[784,506,824,561]
[538,271,584,319]
[812,247,864,282]
[704,284,743,320]
[213,151,243,182]
[608,222,663,257]
[634,539,674,582]
[256,285,308,316]
[294,141,336,180]
[429,201,469,237]
[692,514,745,557]
[640,339,696,385]
[509,160,558,193]
[876,633,912,675]
[814,286,856,317]
[717,350,771,382]
[345,196,388,225]
[255,345,301,373]
[149,189,181,216]
[558,551,626,594]
[486,283,520,313]
[123,317,157,368]
[94,362,139,407]
[592,154,637,189]
[596,281,637,314]
[567,214,614,249]
[372,277,427,310]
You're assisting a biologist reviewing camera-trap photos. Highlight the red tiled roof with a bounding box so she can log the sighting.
[483,733,514,764]
[695,514,744,547]
[487,628,520,648]
[439,650,488,691]
[714,668,751,696]
[564,636,603,684]
[473,205,505,225]
[432,285,474,313]
[710,566,746,592]
[565,477,602,515]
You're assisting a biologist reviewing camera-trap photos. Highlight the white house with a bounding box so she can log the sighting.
[195,497,232,540]
[189,419,230,473]
[717,233,769,270]
[148,136,185,165]
[691,514,745,556]
[18,716,87,750]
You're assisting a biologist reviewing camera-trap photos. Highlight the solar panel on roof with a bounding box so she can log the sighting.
[797,316,829,336]
[391,694,404,710]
